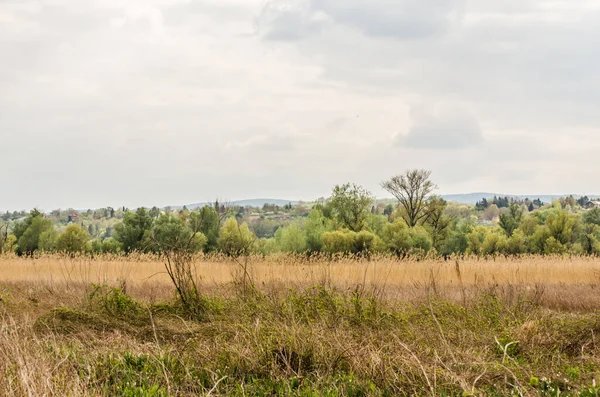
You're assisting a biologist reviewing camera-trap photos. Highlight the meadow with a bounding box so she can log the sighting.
[2,254,600,396]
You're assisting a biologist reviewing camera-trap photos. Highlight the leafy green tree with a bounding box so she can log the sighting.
[2,234,17,254]
[381,219,432,255]
[520,215,539,236]
[250,218,286,239]
[381,218,411,254]
[577,224,600,255]
[440,220,471,256]
[328,183,374,232]
[583,208,600,226]
[197,206,221,251]
[322,230,357,254]
[57,224,90,253]
[544,237,567,254]
[151,214,207,254]
[101,238,121,254]
[365,213,388,237]
[321,230,380,254]
[407,227,433,253]
[15,210,53,255]
[381,169,437,227]
[545,209,575,246]
[275,223,307,253]
[354,230,383,253]
[114,208,154,253]
[505,229,527,255]
[0,221,8,252]
[423,196,451,251]
[39,229,59,252]
[499,203,524,237]
[218,218,256,257]
[528,226,551,254]
[254,238,278,256]
[304,209,331,252]
[481,231,508,256]
[467,226,489,255]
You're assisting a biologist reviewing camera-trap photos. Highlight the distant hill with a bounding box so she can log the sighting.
[178,199,299,210]
[441,193,599,205]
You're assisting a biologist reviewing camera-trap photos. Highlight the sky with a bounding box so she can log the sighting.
[1,0,600,211]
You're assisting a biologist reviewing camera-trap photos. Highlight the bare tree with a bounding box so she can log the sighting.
[381,169,437,227]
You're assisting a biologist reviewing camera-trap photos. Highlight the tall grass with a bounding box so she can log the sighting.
[1,253,600,289]
[2,254,600,395]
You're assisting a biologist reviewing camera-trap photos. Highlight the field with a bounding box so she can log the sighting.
[2,254,600,396]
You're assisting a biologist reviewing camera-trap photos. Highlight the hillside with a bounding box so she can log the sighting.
[440,193,599,205]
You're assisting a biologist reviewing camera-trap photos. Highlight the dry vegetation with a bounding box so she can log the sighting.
[2,254,600,396]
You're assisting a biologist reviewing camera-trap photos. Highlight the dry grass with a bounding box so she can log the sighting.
[2,253,600,288]
[2,254,600,396]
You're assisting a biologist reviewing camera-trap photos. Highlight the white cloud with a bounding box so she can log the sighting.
[2,0,600,211]
[397,105,483,149]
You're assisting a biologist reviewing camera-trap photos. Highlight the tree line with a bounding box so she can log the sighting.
[2,169,600,257]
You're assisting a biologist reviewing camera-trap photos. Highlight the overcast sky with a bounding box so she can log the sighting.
[1,0,599,211]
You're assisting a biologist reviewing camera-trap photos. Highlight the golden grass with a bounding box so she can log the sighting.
[2,254,600,395]
[1,254,599,289]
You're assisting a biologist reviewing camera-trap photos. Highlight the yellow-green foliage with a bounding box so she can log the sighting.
[56,224,90,253]
[481,230,508,256]
[218,218,256,257]
[321,229,381,254]
[275,223,308,253]
[506,229,527,255]
[381,219,432,255]
[467,226,489,255]
[39,229,59,252]
[2,234,17,253]
[322,230,359,253]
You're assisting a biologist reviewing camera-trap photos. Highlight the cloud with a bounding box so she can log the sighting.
[397,105,483,149]
[256,0,330,40]
[3,0,600,210]
[311,0,464,39]
[258,0,464,40]
[225,127,305,152]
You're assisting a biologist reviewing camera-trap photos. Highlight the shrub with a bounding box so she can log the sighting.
[39,229,58,252]
[481,231,508,256]
[218,218,256,257]
[467,226,489,255]
[322,230,357,254]
[275,223,308,254]
[506,229,527,255]
[57,224,90,253]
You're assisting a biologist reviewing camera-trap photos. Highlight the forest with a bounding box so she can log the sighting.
[2,170,600,258]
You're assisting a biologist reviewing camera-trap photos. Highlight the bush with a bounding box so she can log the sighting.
[57,224,90,253]
[275,223,308,254]
[102,238,122,254]
[381,219,432,255]
[2,234,17,254]
[322,230,357,254]
[218,218,256,257]
[467,226,489,255]
[481,231,508,256]
[39,229,58,252]
[381,219,411,254]
[506,229,526,255]
[544,237,567,255]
